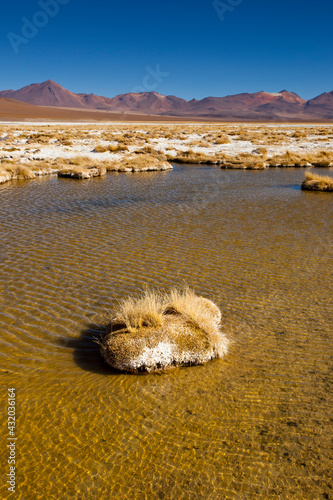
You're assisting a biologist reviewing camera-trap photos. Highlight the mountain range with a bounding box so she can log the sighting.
[0,80,333,121]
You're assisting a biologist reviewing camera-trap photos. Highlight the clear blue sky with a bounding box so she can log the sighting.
[0,0,332,100]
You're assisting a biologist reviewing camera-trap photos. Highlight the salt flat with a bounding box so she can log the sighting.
[1,122,333,184]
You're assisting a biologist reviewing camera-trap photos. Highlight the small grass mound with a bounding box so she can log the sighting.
[108,154,172,172]
[165,287,222,336]
[0,161,55,183]
[168,150,220,164]
[214,134,231,145]
[100,287,229,373]
[301,171,333,192]
[114,289,165,331]
[220,155,267,170]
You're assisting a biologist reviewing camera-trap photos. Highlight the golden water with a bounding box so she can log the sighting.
[0,165,332,499]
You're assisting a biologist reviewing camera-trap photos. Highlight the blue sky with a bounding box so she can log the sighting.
[0,0,332,100]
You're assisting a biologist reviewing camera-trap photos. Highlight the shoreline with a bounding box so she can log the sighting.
[1,122,332,186]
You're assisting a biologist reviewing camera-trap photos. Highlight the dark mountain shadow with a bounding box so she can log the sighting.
[58,323,119,375]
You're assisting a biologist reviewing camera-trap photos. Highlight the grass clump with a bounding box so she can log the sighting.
[135,146,167,161]
[301,171,333,192]
[93,144,129,153]
[310,150,333,167]
[165,287,221,336]
[0,162,37,183]
[168,150,219,164]
[114,290,165,332]
[268,150,333,168]
[108,144,128,153]
[213,134,231,145]
[94,144,109,153]
[292,130,308,139]
[102,287,227,373]
[108,154,171,172]
[220,153,267,170]
[112,287,221,336]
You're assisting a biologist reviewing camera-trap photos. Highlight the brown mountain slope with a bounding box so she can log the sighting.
[0,98,188,122]
[305,91,333,119]
[173,91,306,118]
[0,80,86,108]
[105,92,188,113]
[0,80,332,121]
[0,98,45,119]
[0,81,188,114]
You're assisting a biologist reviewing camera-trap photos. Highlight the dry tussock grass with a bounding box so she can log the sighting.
[292,130,308,139]
[54,156,114,173]
[309,151,333,167]
[268,150,333,168]
[1,163,35,179]
[254,147,268,157]
[113,287,221,336]
[26,132,55,144]
[114,289,165,332]
[57,165,106,178]
[220,154,267,170]
[2,147,20,152]
[135,146,167,160]
[168,150,220,164]
[213,134,231,144]
[137,145,156,154]
[58,165,91,175]
[268,151,309,167]
[0,161,53,182]
[187,139,211,148]
[94,144,109,153]
[108,154,170,172]
[108,144,128,152]
[165,287,220,336]
[302,171,333,191]
[54,156,93,167]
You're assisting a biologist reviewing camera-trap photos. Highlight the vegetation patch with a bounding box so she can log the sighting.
[108,154,172,172]
[301,171,333,191]
[100,287,229,373]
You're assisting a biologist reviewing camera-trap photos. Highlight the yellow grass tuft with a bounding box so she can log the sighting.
[302,171,333,191]
[168,150,220,164]
[0,163,36,180]
[214,134,231,145]
[165,287,221,336]
[112,287,221,336]
[94,144,109,153]
[114,290,165,332]
[108,144,128,152]
[108,154,171,172]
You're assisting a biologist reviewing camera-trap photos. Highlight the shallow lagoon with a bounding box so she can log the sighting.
[0,165,332,499]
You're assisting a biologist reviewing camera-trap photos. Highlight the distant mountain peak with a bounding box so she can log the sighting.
[0,80,331,121]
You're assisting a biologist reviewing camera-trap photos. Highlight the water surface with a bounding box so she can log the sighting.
[0,165,332,499]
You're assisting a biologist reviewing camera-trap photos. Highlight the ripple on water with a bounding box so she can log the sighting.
[0,166,332,499]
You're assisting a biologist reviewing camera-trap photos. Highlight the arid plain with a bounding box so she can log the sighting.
[1,122,333,185]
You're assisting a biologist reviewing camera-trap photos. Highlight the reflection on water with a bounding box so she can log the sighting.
[0,165,332,499]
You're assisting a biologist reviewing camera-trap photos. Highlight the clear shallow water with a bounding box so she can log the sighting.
[0,165,332,499]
